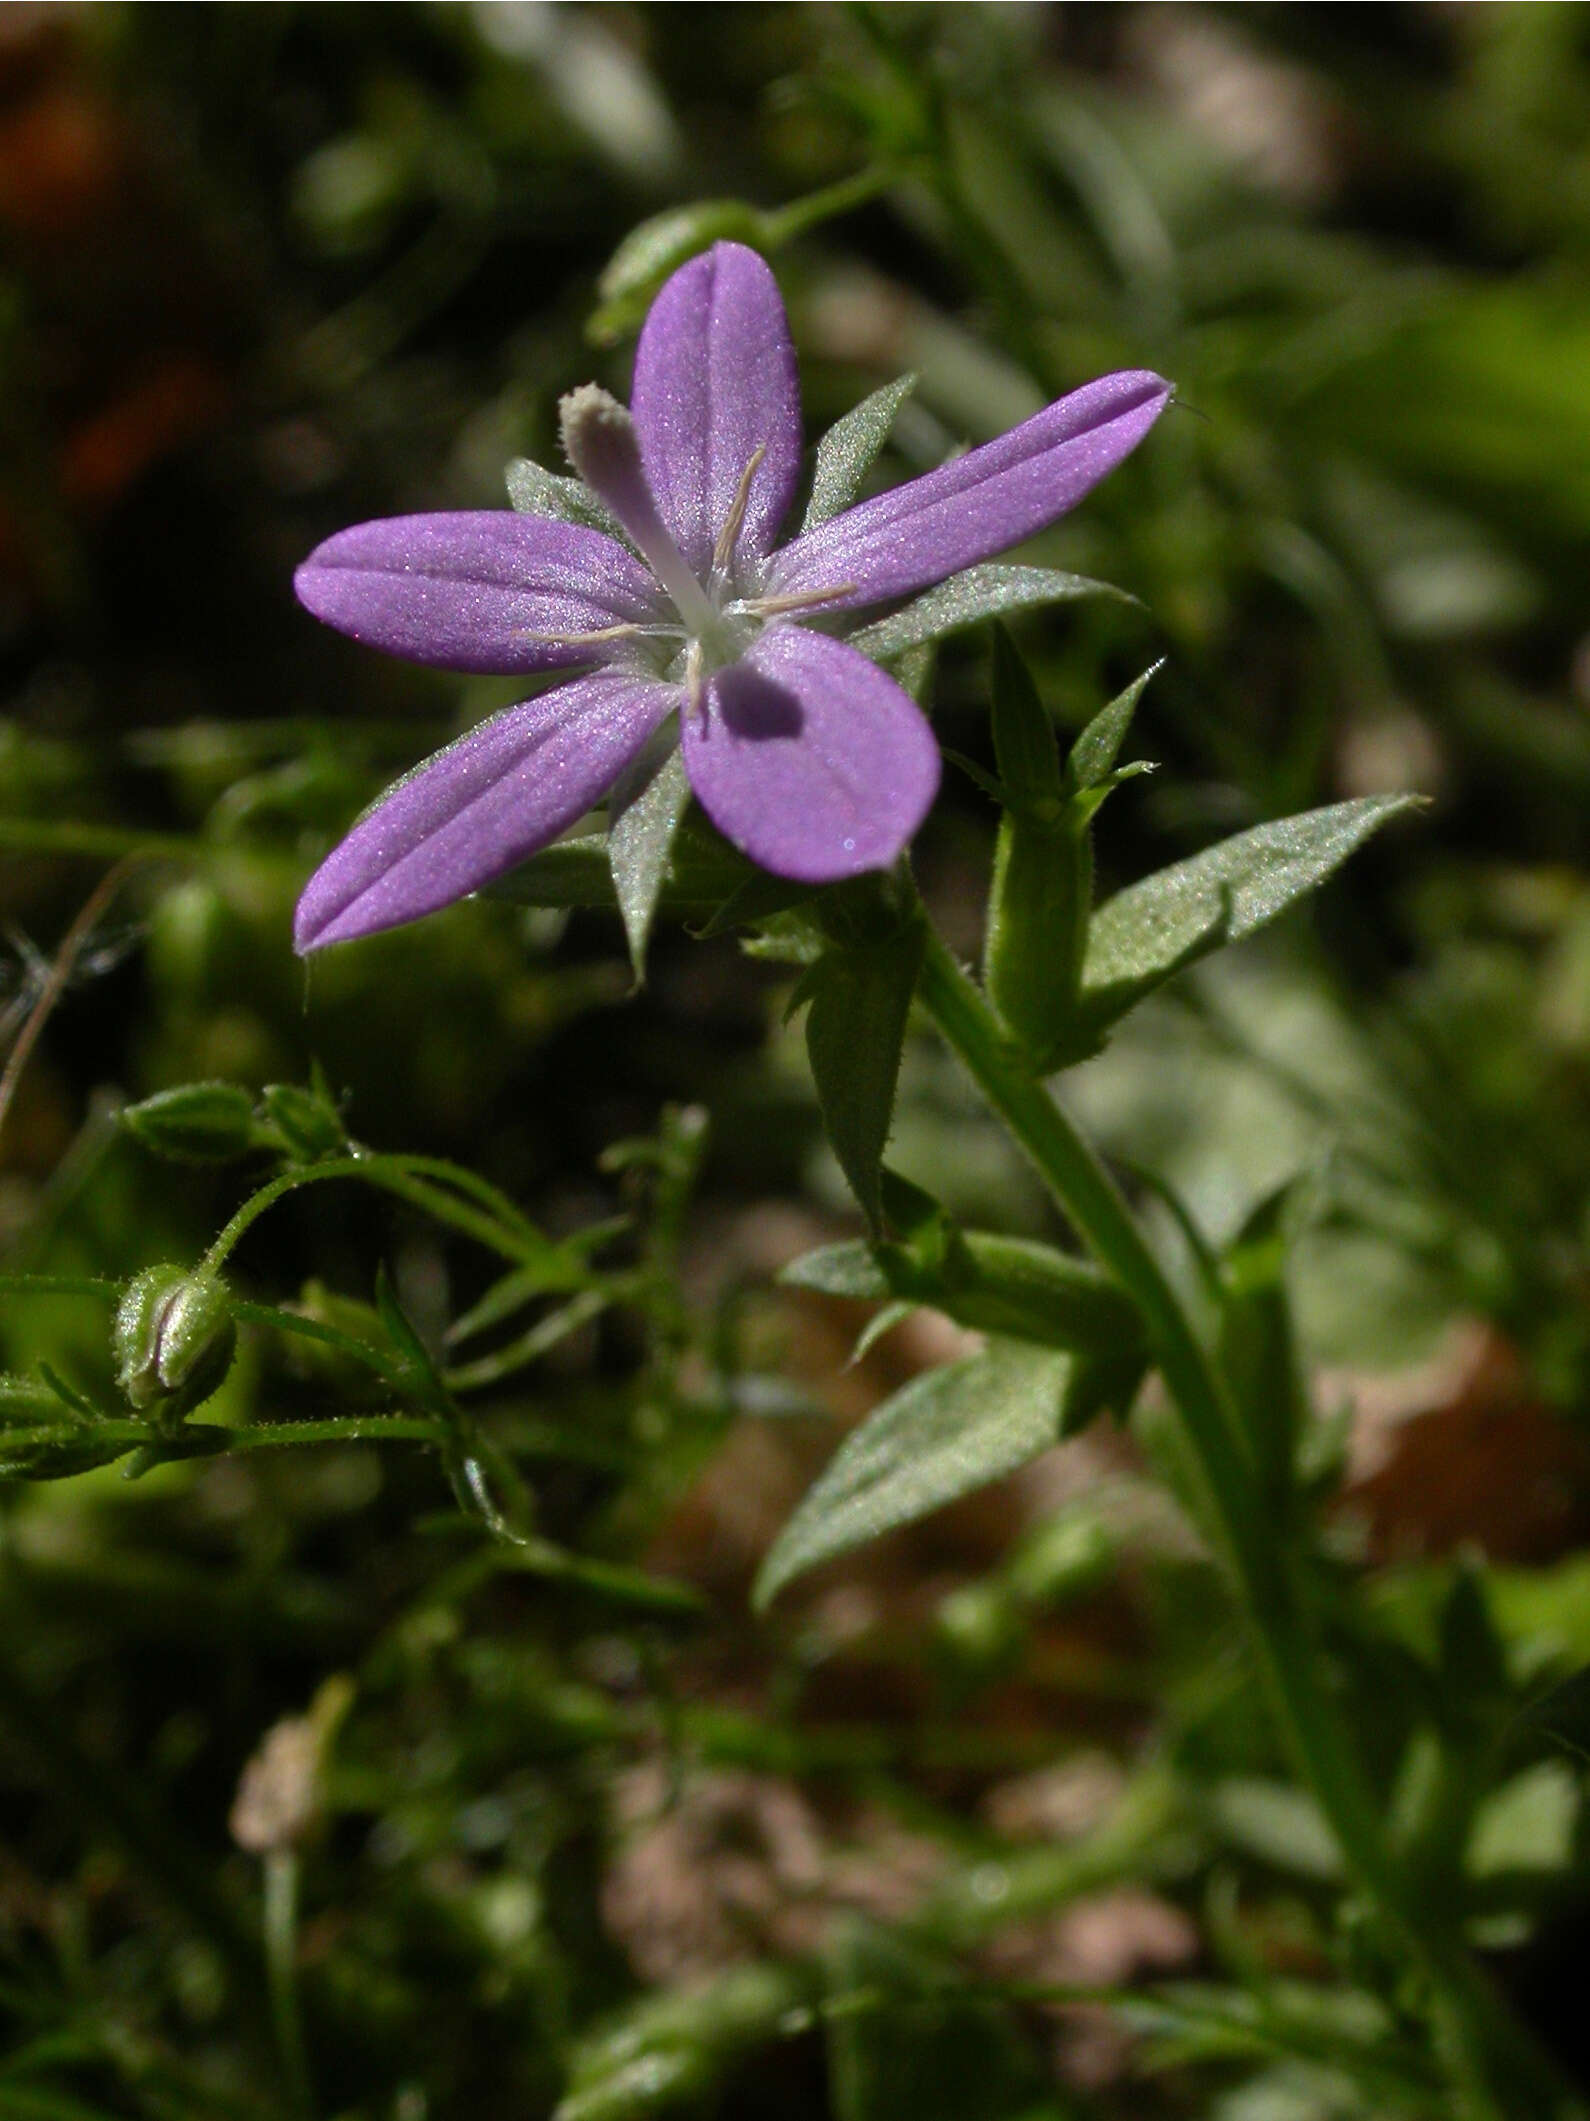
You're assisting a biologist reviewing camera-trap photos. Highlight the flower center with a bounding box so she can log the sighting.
[554,386,857,687]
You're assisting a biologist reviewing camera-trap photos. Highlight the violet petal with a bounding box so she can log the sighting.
[768,370,1171,612]
[682,627,940,884]
[629,242,803,580]
[294,514,662,676]
[295,670,678,950]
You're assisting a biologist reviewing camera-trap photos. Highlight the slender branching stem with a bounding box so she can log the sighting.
[915,922,1583,2121]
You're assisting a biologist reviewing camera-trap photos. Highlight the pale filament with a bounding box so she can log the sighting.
[736,582,858,618]
[711,446,767,585]
[513,621,657,646]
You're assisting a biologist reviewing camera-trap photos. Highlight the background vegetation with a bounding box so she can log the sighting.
[4,6,1590,2118]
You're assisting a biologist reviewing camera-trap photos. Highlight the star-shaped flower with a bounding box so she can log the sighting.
[293,241,1168,951]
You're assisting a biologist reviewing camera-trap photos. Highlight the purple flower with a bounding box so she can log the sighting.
[294,242,1169,951]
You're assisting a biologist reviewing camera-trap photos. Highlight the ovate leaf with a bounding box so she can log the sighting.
[755,1341,1070,1606]
[802,374,918,531]
[1080,794,1421,1028]
[848,563,1126,662]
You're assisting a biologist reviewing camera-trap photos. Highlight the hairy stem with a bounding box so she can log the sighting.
[916,924,1581,2121]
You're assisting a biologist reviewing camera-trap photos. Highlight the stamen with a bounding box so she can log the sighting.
[711,446,766,583]
[737,582,859,618]
[559,385,716,639]
[513,622,648,646]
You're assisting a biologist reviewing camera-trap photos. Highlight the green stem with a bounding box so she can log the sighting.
[915,925,1582,2121]
[201,1156,539,1277]
[264,1850,314,2118]
[762,166,893,247]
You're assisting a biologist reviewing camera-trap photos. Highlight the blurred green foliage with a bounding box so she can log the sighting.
[3,5,1590,2118]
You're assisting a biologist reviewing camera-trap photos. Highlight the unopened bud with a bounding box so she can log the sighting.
[114,1265,236,1417]
[122,1082,259,1164]
[259,1081,345,1162]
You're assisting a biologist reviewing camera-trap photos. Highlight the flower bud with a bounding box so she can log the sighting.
[122,1082,259,1164]
[114,1265,236,1418]
[259,1082,345,1162]
[590,201,764,343]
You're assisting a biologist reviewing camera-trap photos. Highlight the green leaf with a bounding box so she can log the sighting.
[1080,795,1422,1030]
[803,916,925,1232]
[1204,1778,1342,1883]
[782,1230,1142,1357]
[849,1299,916,1364]
[754,1341,1071,1606]
[802,374,917,532]
[505,456,622,538]
[781,1241,892,1300]
[1068,660,1161,790]
[608,746,692,980]
[848,563,1126,662]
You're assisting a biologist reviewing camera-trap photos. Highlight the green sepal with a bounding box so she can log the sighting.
[847,563,1125,663]
[606,744,692,980]
[801,889,925,1233]
[505,457,622,539]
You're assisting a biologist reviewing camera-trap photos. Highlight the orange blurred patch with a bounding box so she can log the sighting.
[0,81,120,237]
[60,357,229,511]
